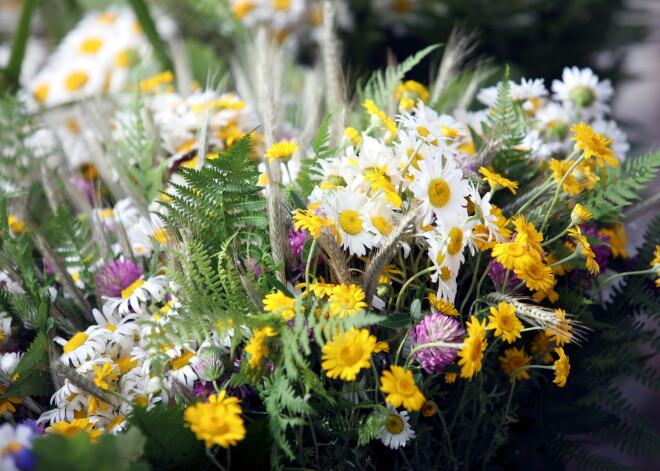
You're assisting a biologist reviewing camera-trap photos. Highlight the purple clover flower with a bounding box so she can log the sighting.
[488,259,523,292]
[96,259,142,298]
[410,313,464,374]
[289,228,310,259]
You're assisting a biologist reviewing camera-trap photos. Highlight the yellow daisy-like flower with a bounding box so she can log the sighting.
[184,390,246,448]
[530,332,554,364]
[444,372,457,383]
[427,293,460,316]
[491,241,537,270]
[328,284,368,317]
[374,341,390,353]
[553,347,570,387]
[47,418,103,443]
[380,366,426,412]
[394,80,429,111]
[344,127,361,146]
[571,122,618,168]
[474,204,511,251]
[546,309,573,347]
[458,316,488,379]
[292,209,338,240]
[487,302,523,344]
[263,290,296,320]
[7,215,26,234]
[0,385,21,413]
[264,141,299,163]
[321,328,376,381]
[92,362,119,390]
[571,204,593,225]
[297,278,335,298]
[478,167,519,194]
[652,245,660,287]
[515,261,555,292]
[598,223,628,259]
[362,99,398,136]
[244,326,278,368]
[498,347,531,382]
[512,215,543,252]
[549,158,581,196]
[567,225,600,275]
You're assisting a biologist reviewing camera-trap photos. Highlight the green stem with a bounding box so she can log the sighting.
[540,154,585,233]
[128,0,174,72]
[515,179,552,215]
[394,329,411,366]
[206,446,227,471]
[2,0,37,92]
[593,267,660,295]
[475,264,491,302]
[502,269,511,291]
[395,266,436,312]
[404,340,463,370]
[543,223,573,246]
[304,239,318,291]
[460,252,482,314]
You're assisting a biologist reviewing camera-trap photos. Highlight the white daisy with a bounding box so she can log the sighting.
[103,275,167,315]
[397,103,457,152]
[552,66,613,120]
[55,329,109,367]
[380,406,416,449]
[0,352,22,375]
[324,190,377,256]
[434,214,479,274]
[468,187,502,244]
[409,151,470,227]
[0,423,36,471]
[364,199,399,246]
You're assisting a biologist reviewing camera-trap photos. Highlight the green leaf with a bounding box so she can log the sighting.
[264,274,294,298]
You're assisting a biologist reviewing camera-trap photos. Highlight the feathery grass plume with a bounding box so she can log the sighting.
[317,225,353,286]
[361,204,422,307]
[430,26,480,105]
[456,62,497,110]
[322,0,347,147]
[484,292,588,344]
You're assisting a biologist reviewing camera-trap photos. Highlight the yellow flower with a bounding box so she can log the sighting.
[7,215,25,234]
[374,341,390,353]
[264,141,299,163]
[545,309,573,347]
[92,362,119,390]
[571,122,618,168]
[47,418,103,443]
[344,127,361,146]
[139,70,174,93]
[530,332,554,364]
[652,245,660,287]
[567,225,600,275]
[515,261,555,292]
[458,316,487,378]
[498,347,531,382]
[394,80,429,110]
[571,204,593,225]
[0,385,21,413]
[362,99,398,136]
[487,302,523,344]
[427,293,459,316]
[492,241,538,270]
[380,366,426,412]
[478,167,519,194]
[328,284,367,317]
[549,158,581,196]
[598,224,628,259]
[321,328,376,381]
[263,290,296,320]
[553,347,570,387]
[512,215,543,252]
[184,390,246,448]
[292,209,338,240]
[244,326,278,368]
[444,372,457,383]
[473,205,511,251]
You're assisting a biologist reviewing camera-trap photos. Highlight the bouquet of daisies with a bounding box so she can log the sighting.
[0,2,659,471]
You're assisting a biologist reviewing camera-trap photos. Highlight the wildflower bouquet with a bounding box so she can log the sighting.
[1,2,659,471]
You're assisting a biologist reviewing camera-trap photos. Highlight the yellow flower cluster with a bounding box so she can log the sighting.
[184,391,246,448]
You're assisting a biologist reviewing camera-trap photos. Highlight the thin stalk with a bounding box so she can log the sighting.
[128,0,174,72]
[593,266,660,295]
[543,223,573,247]
[514,179,552,215]
[3,0,37,92]
[404,341,463,370]
[540,154,585,233]
[395,266,436,312]
[460,251,482,314]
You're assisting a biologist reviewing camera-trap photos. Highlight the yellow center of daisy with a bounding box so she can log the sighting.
[339,210,363,235]
[79,38,103,54]
[447,227,463,255]
[505,244,524,257]
[440,125,459,139]
[171,351,195,370]
[272,0,290,10]
[65,72,88,91]
[509,356,526,371]
[104,324,117,332]
[34,84,48,103]
[428,179,451,208]
[63,332,88,354]
[121,279,145,299]
[2,442,22,456]
[396,378,416,396]
[134,395,149,407]
[440,267,451,281]
[372,216,392,236]
[499,315,513,330]
[338,344,364,366]
[384,415,405,434]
